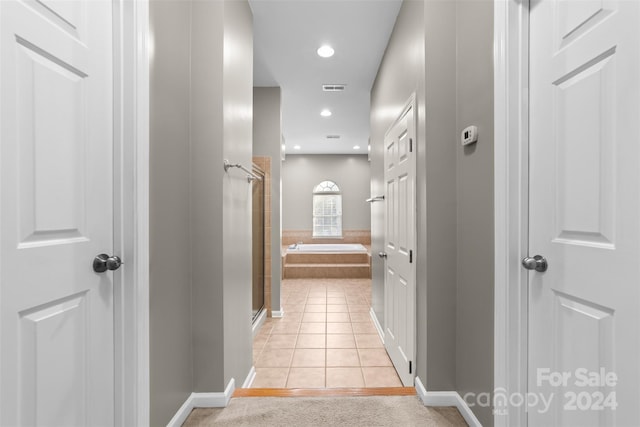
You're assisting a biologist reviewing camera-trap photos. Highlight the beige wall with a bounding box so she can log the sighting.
[282,154,371,231]
[253,87,282,313]
[149,1,193,425]
[455,1,495,425]
[371,1,494,425]
[149,1,254,424]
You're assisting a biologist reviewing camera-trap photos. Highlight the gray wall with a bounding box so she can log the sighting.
[370,1,494,425]
[253,87,282,313]
[149,1,254,424]
[149,1,193,425]
[455,1,495,425]
[282,155,371,231]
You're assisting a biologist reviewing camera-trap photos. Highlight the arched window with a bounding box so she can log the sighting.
[312,180,342,237]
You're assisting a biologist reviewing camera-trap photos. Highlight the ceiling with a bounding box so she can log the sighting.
[249,0,402,155]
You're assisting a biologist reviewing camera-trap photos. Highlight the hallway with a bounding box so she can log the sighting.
[252,278,401,388]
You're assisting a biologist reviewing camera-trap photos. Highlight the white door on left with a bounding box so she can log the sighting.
[0,0,115,425]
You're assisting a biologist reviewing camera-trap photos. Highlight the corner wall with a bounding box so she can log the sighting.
[149,1,254,424]
[371,0,494,425]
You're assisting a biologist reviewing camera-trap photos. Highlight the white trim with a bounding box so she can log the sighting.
[242,366,257,388]
[369,307,385,344]
[494,0,529,426]
[166,379,236,427]
[113,0,150,426]
[415,380,482,427]
[252,308,267,338]
[271,309,285,318]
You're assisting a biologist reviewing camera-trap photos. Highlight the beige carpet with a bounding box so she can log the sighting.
[183,396,468,426]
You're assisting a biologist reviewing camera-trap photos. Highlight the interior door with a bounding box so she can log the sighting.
[0,0,115,425]
[383,102,416,387]
[528,0,640,424]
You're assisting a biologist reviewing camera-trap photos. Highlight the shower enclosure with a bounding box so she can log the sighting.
[251,163,266,322]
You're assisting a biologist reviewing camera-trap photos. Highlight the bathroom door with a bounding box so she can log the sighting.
[383,99,416,386]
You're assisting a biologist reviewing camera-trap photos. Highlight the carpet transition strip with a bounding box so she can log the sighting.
[233,387,416,398]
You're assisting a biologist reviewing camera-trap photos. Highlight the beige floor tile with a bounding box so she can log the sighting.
[296,334,326,349]
[271,322,301,334]
[326,334,356,349]
[327,297,346,304]
[299,322,325,334]
[358,348,393,367]
[291,349,325,367]
[255,348,294,368]
[306,297,326,305]
[308,291,326,298]
[346,297,366,305]
[349,312,372,323]
[265,334,298,349]
[326,367,365,388]
[302,312,326,323]
[327,312,351,323]
[279,312,303,323]
[286,368,325,388]
[327,291,345,298]
[326,304,349,313]
[326,322,352,334]
[362,367,402,387]
[348,304,370,313]
[351,322,377,334]
[326,349,361,367]
[304,304,326,313]
[251,368,289,388]
[354,334,384,348]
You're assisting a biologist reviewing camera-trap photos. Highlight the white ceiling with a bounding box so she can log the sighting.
[249,0,402,155]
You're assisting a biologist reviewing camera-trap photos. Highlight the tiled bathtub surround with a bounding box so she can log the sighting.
[282,230,371,246]
[252,278,401,388]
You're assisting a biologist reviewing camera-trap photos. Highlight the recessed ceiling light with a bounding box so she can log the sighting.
[353,145,361,150]
[294,145,301,150]
[317,45,335,58]
[320,109,332,117]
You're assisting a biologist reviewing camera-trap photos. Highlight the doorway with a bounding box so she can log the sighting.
[252,163,266,323]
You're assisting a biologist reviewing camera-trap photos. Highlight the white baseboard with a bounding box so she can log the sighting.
[414,377,482,427]
[242,366,256,388]
[271,309,285,318]
[166,378,236,427]
[252,309,267,338]
[369,308,385,344]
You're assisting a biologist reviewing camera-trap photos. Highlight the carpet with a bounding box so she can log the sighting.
[182,396,468,426]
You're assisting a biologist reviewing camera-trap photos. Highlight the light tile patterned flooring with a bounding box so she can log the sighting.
[252,278,402,388]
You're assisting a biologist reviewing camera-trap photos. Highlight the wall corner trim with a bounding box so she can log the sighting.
[166,378,236,427]
[369,307,385,344]
[242,366,256,388]
[271,309,285,318]
[414,378,482,427]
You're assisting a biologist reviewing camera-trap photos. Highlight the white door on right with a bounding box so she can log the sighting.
[383,102,416,387]
[529,0,640,425]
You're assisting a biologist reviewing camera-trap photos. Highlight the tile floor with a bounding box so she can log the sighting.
[252,278,402,388]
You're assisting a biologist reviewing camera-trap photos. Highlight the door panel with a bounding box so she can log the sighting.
[383,103,416,387]
[1,0,114,425]
[529,0,640,424]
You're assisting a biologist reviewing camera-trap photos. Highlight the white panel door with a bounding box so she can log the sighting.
[0,0,115,425]
[383,102,416,386]
[529,0,640,424]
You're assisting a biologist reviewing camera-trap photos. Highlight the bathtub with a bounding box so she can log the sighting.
[289,243,368,253]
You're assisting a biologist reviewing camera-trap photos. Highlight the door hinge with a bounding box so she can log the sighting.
[409,361,412,374]
[409,250,413,263]
[409,138,413,153]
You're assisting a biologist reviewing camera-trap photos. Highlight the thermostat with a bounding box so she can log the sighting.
[461,125,478,146]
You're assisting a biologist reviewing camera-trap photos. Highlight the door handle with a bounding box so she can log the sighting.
[522,255,548,272]
[378,252,387,259]
[93,254,123,273]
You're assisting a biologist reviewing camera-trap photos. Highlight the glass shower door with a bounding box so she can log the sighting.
[252,164,265,322]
